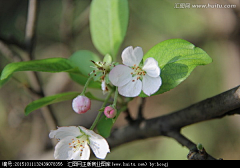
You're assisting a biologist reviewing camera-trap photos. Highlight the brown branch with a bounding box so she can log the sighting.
[166,131,217,160]
[0,0,37,53]
[107,85,240,159]
[166,131,196,150]
[25,0,38,58]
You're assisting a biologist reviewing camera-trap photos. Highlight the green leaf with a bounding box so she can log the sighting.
[0,58,76,81]
[0,69,11,87]
[68,50,101,88]
[90,0,129,58]
[69,50,101,76]
[25,92,80,115]
[97,116,114,138]
[141,39,212,96]
[96,106,127,138]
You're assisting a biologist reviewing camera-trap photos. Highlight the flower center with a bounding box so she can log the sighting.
[69,135,89,157]
[91,60,113,76]
[130,64,146,81]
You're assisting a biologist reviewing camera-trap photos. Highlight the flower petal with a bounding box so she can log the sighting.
[53,136,76,160]
[89,136,110,159]
[109,65,133,87]
[78,126,110,159]
[101,80,107,94]
[79,126,101,139]
[118,76,142,97]
[142,57,160,77]
[142,75,162,96]
[81,145,91,160]
[49,126,81,140]
[122,46,143,66]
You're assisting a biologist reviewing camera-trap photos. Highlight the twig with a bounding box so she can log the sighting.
[166,131,216,160]
[166,131,196,150]
[25,0,37,58]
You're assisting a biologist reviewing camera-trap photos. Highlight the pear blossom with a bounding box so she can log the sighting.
[90,58,114,94]
[104,106,117,118]
[72,95,91,114]
[109,46,162,97]
[49,126,110,160]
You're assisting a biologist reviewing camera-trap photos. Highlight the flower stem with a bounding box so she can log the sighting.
[112,87,118,108]
[90,89,114,130]
[81,76,93,96]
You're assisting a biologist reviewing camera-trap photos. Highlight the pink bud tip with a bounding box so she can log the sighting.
[72,95,91,114]
[104,106,117,118]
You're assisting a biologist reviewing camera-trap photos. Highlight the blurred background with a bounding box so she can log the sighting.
[0,0,240,160]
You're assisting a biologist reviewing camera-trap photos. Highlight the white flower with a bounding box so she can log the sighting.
[109,46,162,97]
[49,126,110,160]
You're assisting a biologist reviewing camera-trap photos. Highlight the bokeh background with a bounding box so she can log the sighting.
[0,0,240,160]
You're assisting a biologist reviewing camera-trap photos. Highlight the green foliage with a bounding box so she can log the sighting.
[0,58,76,82]
[90,0,129,59]
[139,39,212,97]
[69,50,100,76]
[25,92,80,115]
[0,70,9,88]
[97,106,126,138]
[96,117,114,138]
[68,50,101,88]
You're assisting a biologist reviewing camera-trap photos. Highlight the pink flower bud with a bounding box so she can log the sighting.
[104,106,117,118]
[72,95,91,114]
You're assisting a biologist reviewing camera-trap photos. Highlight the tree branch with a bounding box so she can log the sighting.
[166,131,217,160]
[25,0,37,58]
[107,85,240,159]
